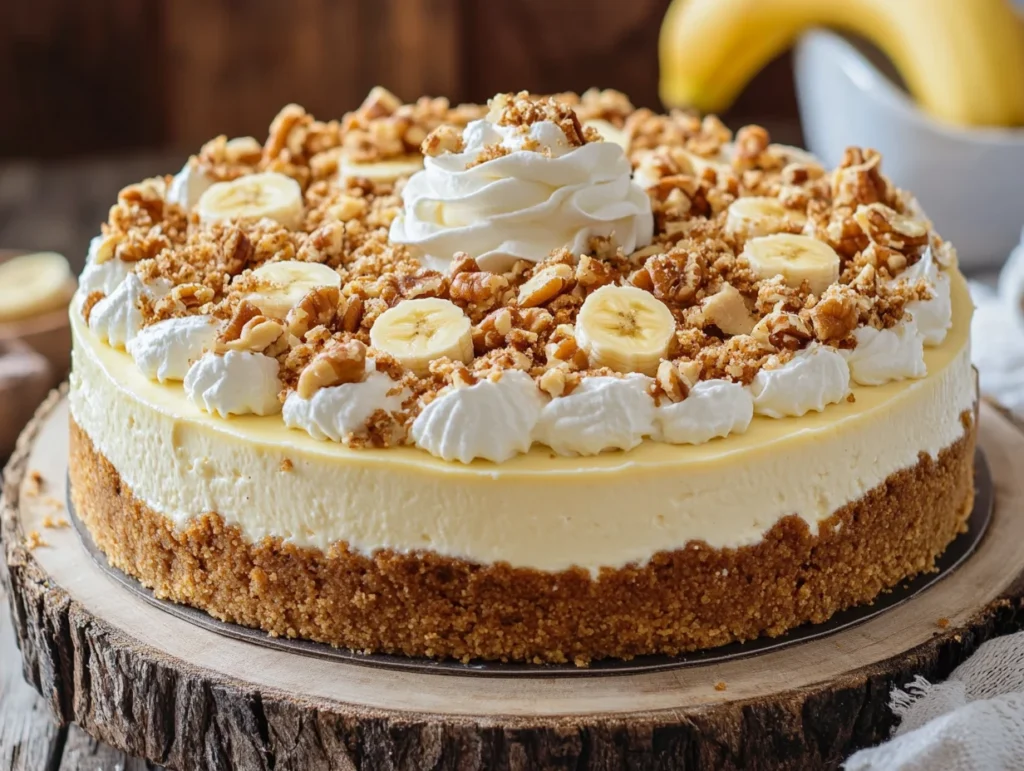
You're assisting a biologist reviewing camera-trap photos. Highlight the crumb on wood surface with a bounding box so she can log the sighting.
[26,530,47,549]
[25,469,45,495]
[714,681,728,692]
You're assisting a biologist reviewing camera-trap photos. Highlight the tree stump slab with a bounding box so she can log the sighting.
[4,391,1024,771]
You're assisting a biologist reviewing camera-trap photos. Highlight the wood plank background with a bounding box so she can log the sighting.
[0,0,799,158]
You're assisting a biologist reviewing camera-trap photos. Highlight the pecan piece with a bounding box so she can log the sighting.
[296,339,367,399]
[810,284,860,343]
[517,263,574,308]
[287,286,340,337]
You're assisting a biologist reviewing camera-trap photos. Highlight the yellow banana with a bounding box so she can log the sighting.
[660,0,1024,127]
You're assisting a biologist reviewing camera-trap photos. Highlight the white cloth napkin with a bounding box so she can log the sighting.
[970,230,1024,417]
[845,633,1024,770]
[845,233,1024,769]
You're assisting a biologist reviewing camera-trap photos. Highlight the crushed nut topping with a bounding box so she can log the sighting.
[83,88,950,444]
[296,339,367,399]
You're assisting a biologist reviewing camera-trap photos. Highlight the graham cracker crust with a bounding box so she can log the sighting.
[68,415,976,664]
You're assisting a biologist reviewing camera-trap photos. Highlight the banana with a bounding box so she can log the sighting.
[369,298,473,376]
[726,197,806,241]
[0,252,76,323]
[742,234,840,296]
[659,0,1024,127]
[584,119,629,151]
[197,172,304,229]
[245,261,341,320]
[339,154,424,183]
[575,285,676,376]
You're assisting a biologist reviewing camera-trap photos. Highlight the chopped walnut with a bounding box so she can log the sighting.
[287,286,340,337]
[489,91,587,147]
[421,125,465,157]
[655,360,690,403]
[174,283,215,309]
[810,284,860,343]
[831,147,894,209]
[853,203,929,257]
[574,255,616,290]
[297,222,346,264]
[450,270,509,317]
[752,310,813,351]
[517,263,574,308]
[296,339,367,398]
[472,307,514,353]
[218,301,285,352]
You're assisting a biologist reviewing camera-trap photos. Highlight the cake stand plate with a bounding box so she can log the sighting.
[4,391,1024,771]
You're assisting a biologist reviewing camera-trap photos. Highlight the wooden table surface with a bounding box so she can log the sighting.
[0,154,180,770]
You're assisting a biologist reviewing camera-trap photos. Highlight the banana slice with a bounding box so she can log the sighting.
[726,197,806,240]
[246,261,341,320]
[742,234,840,296]
[575,285,675,376]
[369,298,473,376]
[584,119,629,151]
[0,252,75,323]
[197,171,304,229]
[339,154,424,183]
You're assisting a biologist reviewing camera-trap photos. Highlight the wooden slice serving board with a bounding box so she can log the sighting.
[3,391,1024,770]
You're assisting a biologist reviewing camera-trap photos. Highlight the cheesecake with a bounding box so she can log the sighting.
[68,89,975,664]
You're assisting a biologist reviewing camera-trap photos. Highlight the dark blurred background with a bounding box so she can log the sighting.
[0,0,800,268]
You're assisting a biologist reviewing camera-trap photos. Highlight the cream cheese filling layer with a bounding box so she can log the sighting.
[69,274,975,573]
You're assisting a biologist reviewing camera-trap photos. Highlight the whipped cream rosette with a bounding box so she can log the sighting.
[390,118,653,272]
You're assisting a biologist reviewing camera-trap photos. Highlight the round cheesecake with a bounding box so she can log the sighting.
[68,89,976,664]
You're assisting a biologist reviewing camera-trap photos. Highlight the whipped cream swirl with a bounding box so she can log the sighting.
[534,374,655,456]
[127,315,221,383]
[897,248,953,346]
[283,366,408,443]
[79,236,133,298]
[167,161,214,211]
[184,351,282,417]
[411,370,544,463]
[655,379,753,445]
[843,321,926,386]
[88,274,170,349]
[751,345,850,418]
[390,119,653,272]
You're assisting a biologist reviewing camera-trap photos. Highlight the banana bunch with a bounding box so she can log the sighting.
[0,252,76,323]
[660,0,1024,127]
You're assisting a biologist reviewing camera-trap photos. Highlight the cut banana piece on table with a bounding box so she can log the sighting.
[339,154,424,183]
[584,119,629,151]
[0,252,76,323]
[575,285,676,376]
[370,298,473,376]
[726,197,806,240]
[197,172,304,229]
[246,261,341,320]
[742,234,840,296]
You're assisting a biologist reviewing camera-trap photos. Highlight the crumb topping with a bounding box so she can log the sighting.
[84,89,945,446]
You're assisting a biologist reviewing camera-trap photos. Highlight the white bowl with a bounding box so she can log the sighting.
[794,29,1024,271]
